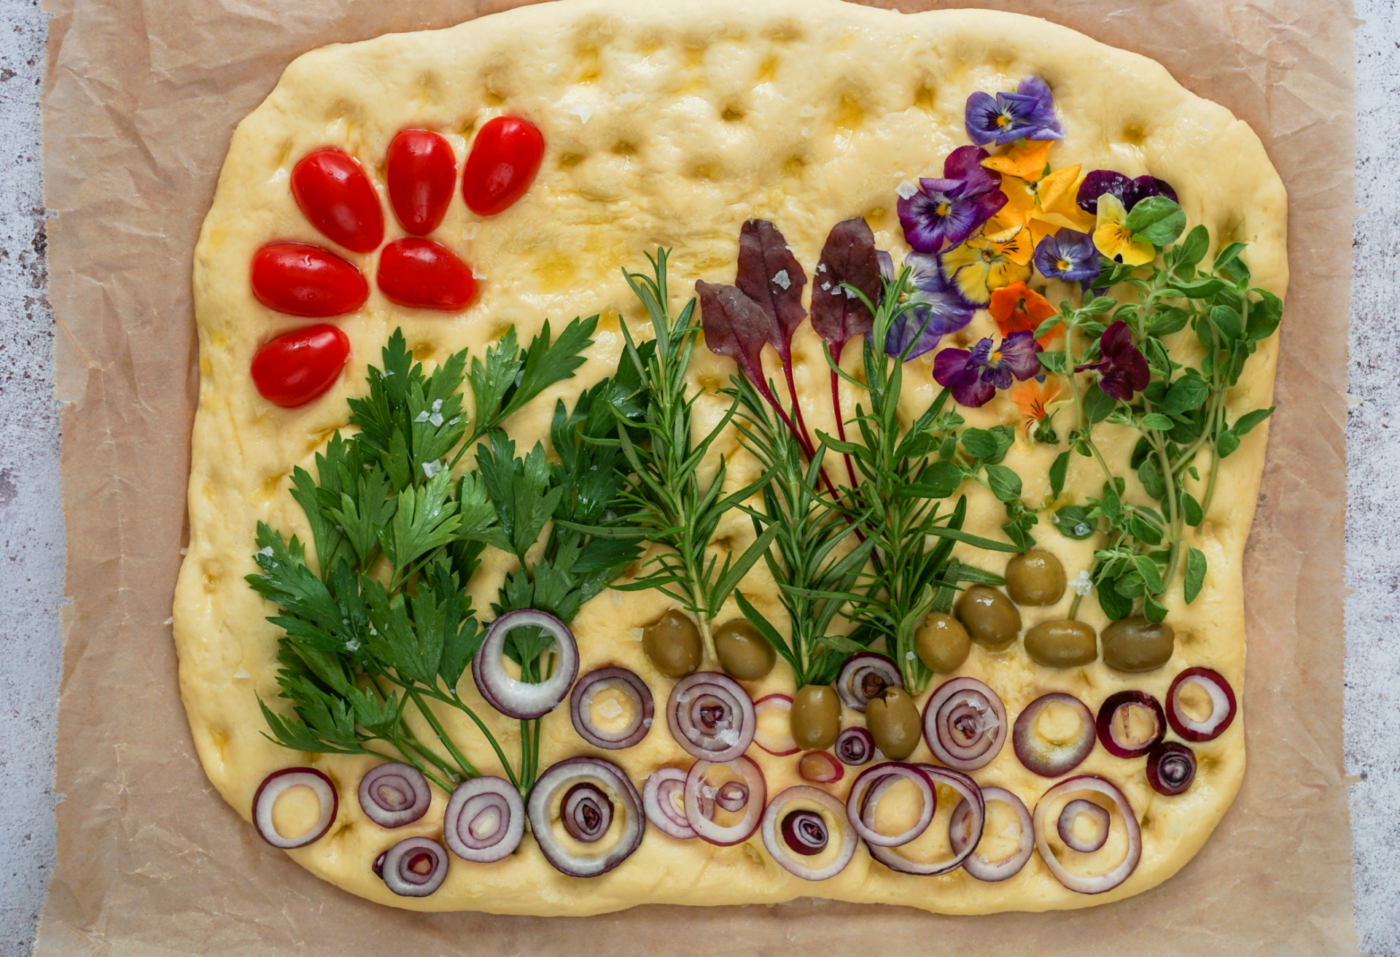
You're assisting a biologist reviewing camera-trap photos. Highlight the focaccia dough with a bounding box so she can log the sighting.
[175,0,1286,914]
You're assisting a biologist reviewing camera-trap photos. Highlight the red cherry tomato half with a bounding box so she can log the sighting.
[462,116,545,216]
[251,324,351,408]
[377,238,477,311]
[251,242,369,317]
[386,130,457,235]
[291,148,385,253]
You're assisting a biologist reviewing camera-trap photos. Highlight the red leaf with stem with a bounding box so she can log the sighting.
[735,220,813,451]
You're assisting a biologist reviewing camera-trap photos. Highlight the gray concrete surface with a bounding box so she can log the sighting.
[0,0,1396,954]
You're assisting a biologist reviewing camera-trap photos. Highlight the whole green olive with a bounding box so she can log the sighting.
[1005,550,1067,606]
[1102,616,1176,673]
[714,619,776,680]
[642,609,702,679]
[916,613,971,673]
[866,687,921,760]
[790,684,841,750]
[955,585,1022,651]
[1024,619,1099,668]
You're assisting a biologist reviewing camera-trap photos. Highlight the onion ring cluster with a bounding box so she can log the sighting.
[570,666,654,750]
[528,757,644,877]
[836,653,903,712]
[922,677,1007,770]
[666,672,756,762]
[443,776,524,863]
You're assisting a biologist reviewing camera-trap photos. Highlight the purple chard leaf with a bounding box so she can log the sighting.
[736,219,808,366]
[810,217,881,357]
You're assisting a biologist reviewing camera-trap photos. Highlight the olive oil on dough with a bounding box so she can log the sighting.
[175,0,1285,914]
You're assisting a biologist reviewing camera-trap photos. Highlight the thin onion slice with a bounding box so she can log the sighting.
[1146,742,1197,795]
[357,762,431,828]
[1033,775,1142,894]
[836,652,903,712]
[527,757,644,877]
[761,785,858,881]
[643,767,698,839]
[472,609,579,720]
[846,762,934,847]
[753,694,799,756]
[1012,693,1096,777]
[379,837,449,897]
[835,726,876,766]
[684,755,767,846]
[715,781,749,812]
[570,666,654,750]
[1095,691,1166,759]
[1166,667,1237,742]
[443,776,524,863]
[951,786,1033,882]
[253,767,338,849]
[798,750,844,784]
[667,672,756,762]
[867,765,983,876]
[923,677,1007,771]
[562,783,613,842]
[1057,799,1110,853]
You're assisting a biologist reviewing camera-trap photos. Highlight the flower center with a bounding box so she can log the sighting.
[996,114,1009,128]
[936,202,951,217]
[1056,258,1071,271]
[988,349,1003,365]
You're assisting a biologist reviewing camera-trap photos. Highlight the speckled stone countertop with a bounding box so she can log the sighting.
[0,0,1394,953]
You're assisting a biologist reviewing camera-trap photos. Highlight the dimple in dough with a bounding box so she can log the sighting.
[175,0,1287,915]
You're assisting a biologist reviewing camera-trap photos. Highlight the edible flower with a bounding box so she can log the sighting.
[965,76,1065,147]
[1010,375,1064,439]
[1076,169,1178,215]
[897,146,1006,253]
[1033,229,1101,283]
[933,330,1042,408]
[1074,320,1150,401]
[881,252,976,359]
[989,281,1061,344]
[939,232,1032,306]
[1091,194,1155,267]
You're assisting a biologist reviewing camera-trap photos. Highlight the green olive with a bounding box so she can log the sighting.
[790,684,841,750]
[1101,616,1176,673]
[866,687,921,760]
[714,619,776,680]
[1005,551,1067,606]
[642,610,702,679]
[955,585,1022,651]
[916,613,971,673]
[1024,619,1099,668]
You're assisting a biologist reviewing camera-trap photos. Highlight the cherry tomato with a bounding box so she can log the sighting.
[251,242,369,317]
[462,116,544,216]
[250,324,351,408]
[386,130,457,235]
[377,238,477,311]
[291,148,384,253]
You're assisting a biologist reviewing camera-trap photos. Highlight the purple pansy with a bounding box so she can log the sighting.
[1074,320,1150,401]
[884,253,976,359]
[1076,170,1179,215]
[897,146,1007,253]
[965,76,1065,147]
[933,330,1043,408]
[1033,229,1101,283]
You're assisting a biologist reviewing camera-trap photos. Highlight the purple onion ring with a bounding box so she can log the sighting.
[527,757,644,877]
[253,767,338,849]
[666,671,756,762]
[1095,690,1166,759]
[684,755,767,846]
[950,786,1034,882]
[753,693,799,756]
[357,762,431,829]
[644,767,699,839]
[443,775,524,863]
[1034,775,1142,894]
[561,782,613,842]
[761,785,858,881]
[715,781,749,812]
[1167,667,1237,742]
[835,726,876,766]
[569,666,654,750]
[378,836,449,897]
[836,652,903,712]
[1012,693,1096,777]
[845,762,934,847]
[922,677,1007,771]
[866,766,984,876]
[1057,798,1110,853]
[1146,741,1197,795]
[471,608,580,720]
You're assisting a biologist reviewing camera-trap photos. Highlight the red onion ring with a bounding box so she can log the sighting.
[753,693,799,756]
[922,677,1007,771]
[643,767,699,839]
[684,755,767,846]
[666,672,756,762]
[715,781,749,812]
[1166,667,1237,742]
[950,786,1033,882]
[379,837,449,897]
[1034,775,1142,894]
[528,757,644,877]
[1012,693,1096,777]
[835,726,876,766]
[845,763,934,847]
[836,652,903,712]
[866,765,983,875]
[569,666,654,750]
[1057,799,1110,853]
[253,767,338,849]
[798,750,845,784]
[471,609,580,720]
[357,763,431,828]
[443,775,524,863]
[562,782,614,842]
[1095,690,1166,759]
[761,785,858,881]
[1146,741,1197,795]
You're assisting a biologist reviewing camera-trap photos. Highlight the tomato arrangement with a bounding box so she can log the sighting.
[248,116,545,407]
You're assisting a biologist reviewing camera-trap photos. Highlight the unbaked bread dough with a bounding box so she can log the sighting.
[175,0,1286,914]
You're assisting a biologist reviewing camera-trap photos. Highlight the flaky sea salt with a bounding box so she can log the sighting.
[568,104,593,124]
[896,179,919,200]
[1071,569,1093,596]
[596,698,624,719]
[422,460,442,479]
[233,669,250,679]
[772,269,791,290]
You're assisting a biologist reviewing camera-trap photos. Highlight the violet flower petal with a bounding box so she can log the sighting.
[885,253,975,359]
[996,330,1044,380]
[964,91,1004,147]
[1076,169,1135,215]
[1033,230,1101,283]
[1129,175,1178,209]
[943,146,1001,197]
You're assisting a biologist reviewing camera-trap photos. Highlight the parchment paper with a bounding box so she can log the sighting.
[36,0,1358,953]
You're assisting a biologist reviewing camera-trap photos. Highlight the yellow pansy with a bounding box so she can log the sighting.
[1092,193,1155,266]
[941,232,1033,306]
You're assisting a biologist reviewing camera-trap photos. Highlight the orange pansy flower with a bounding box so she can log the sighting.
[1010,376,1064,430]
[989,281,1063,346]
